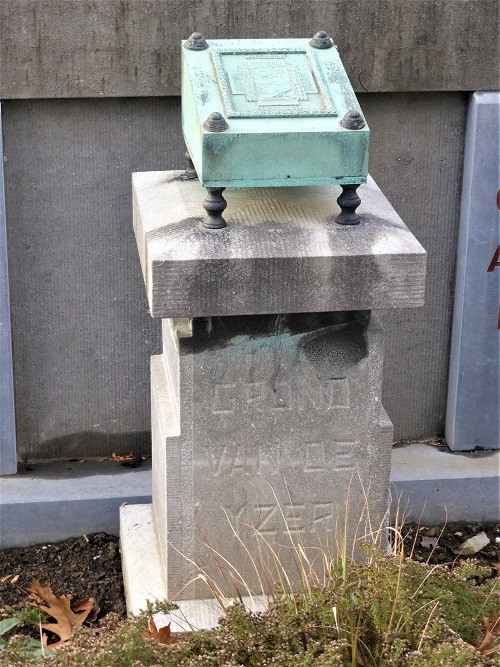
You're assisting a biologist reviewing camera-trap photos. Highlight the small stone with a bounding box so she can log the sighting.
[453,531,490,556]
[420,536,438,549]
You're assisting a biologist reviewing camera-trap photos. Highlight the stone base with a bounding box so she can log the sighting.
[147,312,394,601]
[120,503,268,631]
[120,503,166,616]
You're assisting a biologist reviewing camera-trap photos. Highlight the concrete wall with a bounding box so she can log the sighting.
[1,0,491,461]
[1,1,498,97]
[3,93,466,460]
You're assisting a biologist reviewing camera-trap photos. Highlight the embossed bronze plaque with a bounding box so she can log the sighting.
[212,48,336,118]
[181,37,369,190]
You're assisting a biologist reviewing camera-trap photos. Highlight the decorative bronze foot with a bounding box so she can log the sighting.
[336,184,361,225]
[203,188,227,229]
[181,150,198,180]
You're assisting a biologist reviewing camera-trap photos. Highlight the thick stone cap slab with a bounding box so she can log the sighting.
[133,171,426,318]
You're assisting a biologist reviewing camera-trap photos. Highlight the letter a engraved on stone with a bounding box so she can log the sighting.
[214,445,246,477]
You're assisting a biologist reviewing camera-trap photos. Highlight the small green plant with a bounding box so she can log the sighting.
[0,607,51,662]
[155,552,496,667]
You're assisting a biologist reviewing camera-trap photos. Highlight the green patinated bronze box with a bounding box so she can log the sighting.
[181,32,369,228]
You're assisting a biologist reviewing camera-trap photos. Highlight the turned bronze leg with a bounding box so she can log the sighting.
[336,184,361,225]
[203,188,227,229]
[181,150,198,180]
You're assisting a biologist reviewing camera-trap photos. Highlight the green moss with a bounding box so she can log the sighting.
[161,554,497,667]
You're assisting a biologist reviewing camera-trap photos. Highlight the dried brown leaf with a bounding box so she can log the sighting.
[73,597,100,623]
[491,561,500,575]
[110,451,133,462]
[110,452,144,468]
[142,617,178,646]
[28,579,93,648]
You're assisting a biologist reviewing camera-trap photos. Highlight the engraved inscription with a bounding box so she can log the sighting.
[219,500,347,537]
[335,442,356,469]
[211,376,349,416]
[254,503,305,535]
[305,442,324,472]
[254,504,279,535]
[212,383,237,414]
[199,440,357,477]
[303,376,350,412]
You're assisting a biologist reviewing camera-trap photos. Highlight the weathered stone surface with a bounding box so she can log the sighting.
[3,98,181,461]
[151,313,393,600]
[366,92,466,442]
[133,172,426,318]
[1,1,498,99]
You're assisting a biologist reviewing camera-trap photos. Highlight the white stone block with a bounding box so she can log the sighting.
[149,313,393,601]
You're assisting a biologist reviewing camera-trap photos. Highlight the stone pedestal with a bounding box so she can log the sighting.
[121,172,426,615]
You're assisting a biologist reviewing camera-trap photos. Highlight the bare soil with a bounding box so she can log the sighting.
[0,522,498,624]
[0,533,125,620]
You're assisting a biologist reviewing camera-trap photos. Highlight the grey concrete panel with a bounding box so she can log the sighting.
[133,172,426,318]
[361,92,468,440]
[0,459,152,549]
[0,104,17,474]
[1,1,498,99]
[390,443,500,523]
[3,98,184,461]
[446,92,500,451]
[3,93,466,459]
